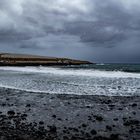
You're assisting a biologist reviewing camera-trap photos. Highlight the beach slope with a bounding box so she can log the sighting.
[0,88,139,140]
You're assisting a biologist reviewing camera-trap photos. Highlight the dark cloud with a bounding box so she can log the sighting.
[0,0,140,63]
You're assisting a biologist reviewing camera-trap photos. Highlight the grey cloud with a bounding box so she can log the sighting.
[64,0,135,44]
[0,0,140,63]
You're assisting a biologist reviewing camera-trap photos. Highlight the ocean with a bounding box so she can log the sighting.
[0,64,140,96]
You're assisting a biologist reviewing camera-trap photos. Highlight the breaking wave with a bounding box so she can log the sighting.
[0,66,140,79]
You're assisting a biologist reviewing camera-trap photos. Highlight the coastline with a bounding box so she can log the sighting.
[0,53,92,66]
[0,87,139,140]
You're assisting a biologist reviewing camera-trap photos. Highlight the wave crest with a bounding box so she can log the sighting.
[0,66,140,78]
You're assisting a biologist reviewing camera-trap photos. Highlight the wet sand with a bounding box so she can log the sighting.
[0,87,139,140]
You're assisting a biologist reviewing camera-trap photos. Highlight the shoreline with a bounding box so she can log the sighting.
[0,53,93,66]
[0,87,139,140]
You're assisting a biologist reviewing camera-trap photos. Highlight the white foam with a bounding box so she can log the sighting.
[0,84,85,95]
[0,84,48,94]
[0,85,131,96]
[0,66,140,78]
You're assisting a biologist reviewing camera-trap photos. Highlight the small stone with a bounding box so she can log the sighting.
[21,114,28,117]
[52,115,56,118]
[82,124,87,127]
[39,121,44,125]
[86,106,91,108]
[124,119,139,126]
[114,118,118,121]
[108,105,115,108]
[112,125,116,127]
[132,111,136,115]
[94,115,103,121]
[131,103,137,107]
[26,104,31,107]
[63,136,68,140]
[110,134,119,139]
[7,110,15,116]
[91,129,97,135]
[48,125,57,133]
[2,103,6,106]
[106,125,112,131]
[58,118,62,121]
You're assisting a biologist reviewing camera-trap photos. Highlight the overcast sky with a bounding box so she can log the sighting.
[0,0,140,63]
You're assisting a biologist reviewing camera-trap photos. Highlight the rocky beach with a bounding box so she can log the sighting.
[0,87,139,140]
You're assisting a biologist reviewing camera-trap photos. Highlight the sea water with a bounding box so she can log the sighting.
[0,64,140,96]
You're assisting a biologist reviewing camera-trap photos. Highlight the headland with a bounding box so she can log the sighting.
[0,53,92,66]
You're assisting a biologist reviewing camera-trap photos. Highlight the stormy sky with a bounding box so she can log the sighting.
[0,0,140,63]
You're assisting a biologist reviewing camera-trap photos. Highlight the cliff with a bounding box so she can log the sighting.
[0,53,92,66]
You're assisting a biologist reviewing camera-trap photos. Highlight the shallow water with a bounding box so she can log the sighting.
[0,64,140,96]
